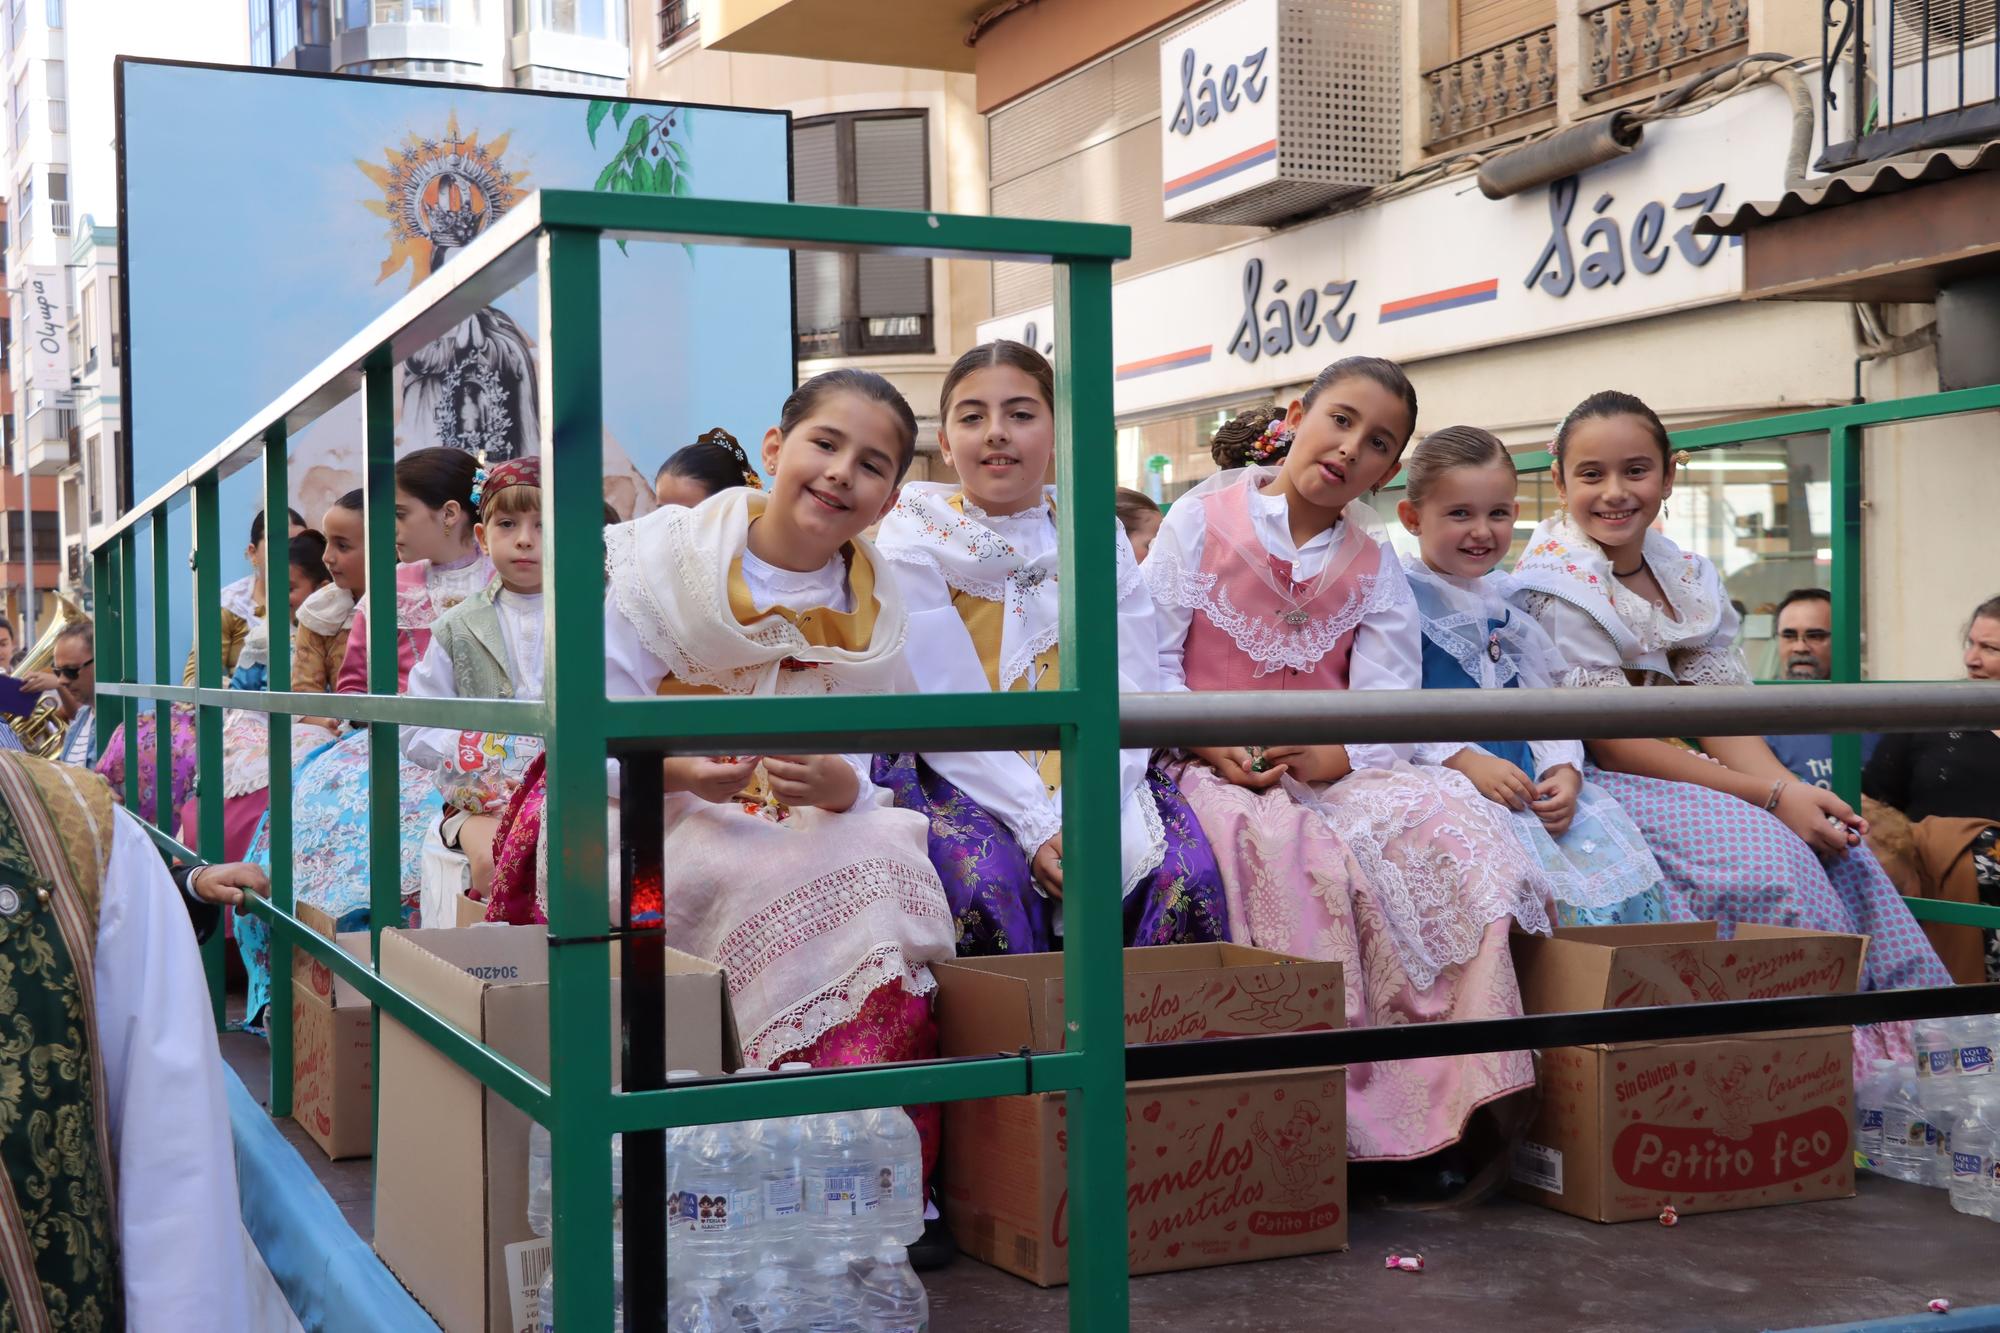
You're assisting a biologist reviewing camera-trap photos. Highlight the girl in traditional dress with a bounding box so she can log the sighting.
[654,427,761,509]
[247,448,492,952]
[593,368,954,1191]
[1393,425,1667,926]
[294,490,363,711]
[873,340,1229,954]
[1147,360,1553,1172]
[401,456,546,895]
[1510,390,1950,1061]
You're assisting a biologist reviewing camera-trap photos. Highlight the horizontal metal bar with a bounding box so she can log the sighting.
[1124,982,2000,1081]
[135,820,199,866]
[241,896,551,1120]
[534,190,1132,263]
[94,218,542,547]
[93,682,550,733]
[610,1054,1036,1130]
[1903,897,2000,929]
[1668,382,2000,448]
[1119,682,2000,749]
[602,690,1073,751]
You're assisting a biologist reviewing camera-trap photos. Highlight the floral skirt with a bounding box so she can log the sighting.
[94,705,199,827]
[1176,760,1536,1161]
[1586,764,1952,1066]
[871,754,1232,955]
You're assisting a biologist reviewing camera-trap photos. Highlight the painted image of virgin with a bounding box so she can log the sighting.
[403,306,538,462]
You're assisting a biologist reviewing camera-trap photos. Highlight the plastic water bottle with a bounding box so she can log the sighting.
[529,1121,554,1236]
[677,1116,764,1274]
[1856,1058,1898,1172]
[1878,1068,1932,1184]
[803,1110,880,1245]
[751,1063,812,1266]
[801,1251,866,1332]
[857,1241,929,1333]
[664,1069,705,1282]
[1951,1093,1997,1219]
[731,1264,809,1333]
[1958,1015,1998,1083]
[668,1277,735,1332]
[865,1108,924,1247]
[538,1268,555,1332]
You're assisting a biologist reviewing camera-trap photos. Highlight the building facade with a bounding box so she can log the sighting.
[704,0,1983,680]
[256,0,633,93]
[627,0,988,479]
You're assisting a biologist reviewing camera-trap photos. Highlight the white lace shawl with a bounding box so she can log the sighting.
[220,573,260,624]
[1145,467,1413,678]
[1401,557,1564,691]
[295,582,355,638]
[1509,513,1751,689]
[605,486,908,697]
[875,484,1144,693]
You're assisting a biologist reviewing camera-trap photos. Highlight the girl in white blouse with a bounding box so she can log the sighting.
[1512,389,1948,1056]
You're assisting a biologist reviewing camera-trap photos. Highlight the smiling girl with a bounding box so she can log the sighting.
[1148,357,1554,1172]
[1512,391,1949,1044]
[873,340,1229,954]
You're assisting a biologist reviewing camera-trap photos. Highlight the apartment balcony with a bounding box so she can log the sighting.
[1580,0,1750,104]
[332,0,488,75]
[1423,25,1558,151]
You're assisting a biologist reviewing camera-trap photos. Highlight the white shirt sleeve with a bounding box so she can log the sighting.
[605,592,670,698]
[1529,738,1586,777]
[399,635,460,770]
[885,565,1064,856]
[1345,568,1424,770]
[1112,522,1161,825]
[1143,500,1208,693]
[97,808,261,1332]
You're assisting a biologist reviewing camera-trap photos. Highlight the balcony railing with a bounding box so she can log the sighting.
[657,0,695,49]
[1423,24,1558,149]
[1582,0,1749,101]
[1820,0,2000,169]
[50,200,68,236]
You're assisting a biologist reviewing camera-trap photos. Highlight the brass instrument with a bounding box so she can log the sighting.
[11,593,89,758]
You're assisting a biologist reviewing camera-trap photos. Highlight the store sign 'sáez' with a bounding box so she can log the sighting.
[984,80,1788,416]
[1159,0,1281,220]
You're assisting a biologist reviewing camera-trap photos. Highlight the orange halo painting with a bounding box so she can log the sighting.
[356,112,531,289]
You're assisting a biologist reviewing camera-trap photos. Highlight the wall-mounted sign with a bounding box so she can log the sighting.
[23,266,71,399]
[1160,0,1279,219]
[990,83,1788,416]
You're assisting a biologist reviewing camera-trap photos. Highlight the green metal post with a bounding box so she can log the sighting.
[362,349,400,1181]
[151,514,174,861]
[89,545,110,767]
[539,225,617,1331]
[265,424,297,1115]
[1052,255,1132,1332]
[192,474,228,1027]
[1828,423,1863,811]
[118,530,140,790]
[103,535,137,805]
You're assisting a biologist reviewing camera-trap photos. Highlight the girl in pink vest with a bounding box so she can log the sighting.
[1146,356,1554,1182]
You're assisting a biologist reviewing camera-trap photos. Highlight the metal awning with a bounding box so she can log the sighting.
[1697,139,2000,236]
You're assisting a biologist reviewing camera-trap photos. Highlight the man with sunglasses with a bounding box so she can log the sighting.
[20,619,99,766]
[1764,588,1878,788]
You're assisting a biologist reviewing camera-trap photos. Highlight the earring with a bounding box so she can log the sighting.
[1662,503,1670,521]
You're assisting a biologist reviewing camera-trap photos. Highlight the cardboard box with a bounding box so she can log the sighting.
[290,903,375,1160]
[935,943,1348,1287]
[1507,923,1865,1223]
[457,890,491,928]
[373,926,741,1333]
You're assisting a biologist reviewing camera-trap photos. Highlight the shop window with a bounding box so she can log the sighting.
[791,111,932,359]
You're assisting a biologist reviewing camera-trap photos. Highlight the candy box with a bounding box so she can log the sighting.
[1507,923,1864,1223]
[934,943,1348,1286]
[289,902,375,1160]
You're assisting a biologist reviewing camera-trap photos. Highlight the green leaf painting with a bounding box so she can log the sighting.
[585,100,694,257]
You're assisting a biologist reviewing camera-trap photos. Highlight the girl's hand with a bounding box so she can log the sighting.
[663,755,761,805]
[764,754,861,813]
[1190,746,1288,790]
[1031,834,1064,899]
[1772,781,1863,858]
[1263,744,1351,785]
[1532,764,1582,837]
[1446,748,1538,811]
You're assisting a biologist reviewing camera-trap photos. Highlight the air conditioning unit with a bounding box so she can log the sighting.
[1159,0,1401,226]
[1876,0,1998,128]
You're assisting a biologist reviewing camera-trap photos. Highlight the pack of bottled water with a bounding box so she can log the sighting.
[529,1062,931,1330]
[1856,1014,2000,1219]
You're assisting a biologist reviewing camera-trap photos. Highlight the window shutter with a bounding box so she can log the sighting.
[852,115,929,327]
[790,120,842,350]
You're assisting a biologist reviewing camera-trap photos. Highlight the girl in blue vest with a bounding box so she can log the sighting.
[1394,425,1667,925]
[402,455,547,895]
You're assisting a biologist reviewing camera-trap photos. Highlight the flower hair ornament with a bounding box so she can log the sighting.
[475,455,541,513]
[1250,416,1294,464]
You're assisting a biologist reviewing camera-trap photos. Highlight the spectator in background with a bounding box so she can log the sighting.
[1764,587,1878,788]
[1775,587,1834,680]
[1862,594,2000,982]
[1114,487,1162,562]
[0,615,15,669]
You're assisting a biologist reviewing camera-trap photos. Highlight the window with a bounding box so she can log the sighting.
[43,0,57,27]
[16,176,32,247]
[45,60,62,136]
[523,0,622,38]
[251,0,274,65]
[6,510,59,557]
[108,276,120,368]
[47,170,65,237]
[11,70,26,150]
[78,280,93,373]
[84,431,100,521]
[657,0,694,48]
[7,0,23,51]
[790,112,932,359]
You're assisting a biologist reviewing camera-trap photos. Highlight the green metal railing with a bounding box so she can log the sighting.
[91,191,1137,1329]
[88,186,2000,1328]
